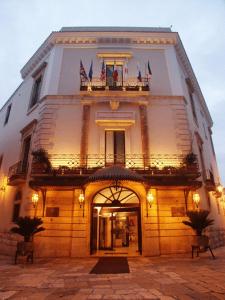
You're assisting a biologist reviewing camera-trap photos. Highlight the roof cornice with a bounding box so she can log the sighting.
[174,34,213,126]
[20,31,177,78]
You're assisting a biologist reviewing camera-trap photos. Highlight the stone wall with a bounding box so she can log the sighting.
[0,232,21,256]
[208,228,225,248]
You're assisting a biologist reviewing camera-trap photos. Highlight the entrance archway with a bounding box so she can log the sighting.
[90,185,142,256]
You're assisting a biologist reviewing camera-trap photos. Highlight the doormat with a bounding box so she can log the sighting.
[90,257,130,274]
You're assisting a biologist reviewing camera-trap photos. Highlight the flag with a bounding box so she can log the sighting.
[80,60,88,81]
[88,61,93,81]
[137,63,142,82]
[147,61,152,77]
[124,60,128,80]
[113,63,118,82]
[100,60,105,81]
[137,70,142,82]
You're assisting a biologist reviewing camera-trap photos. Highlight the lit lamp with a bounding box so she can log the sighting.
[193,192,200,208]
[32,193,39,208]
[217,184,223,193]
[78,191,85,217]
[147,192,154,208]
[0,176,8,192]
[146,191,154,217]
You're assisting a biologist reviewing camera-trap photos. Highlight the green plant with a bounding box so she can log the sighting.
[184,152,197,165]
[11,216,45,242]
[32,148,51,171]
[182,210,214,236]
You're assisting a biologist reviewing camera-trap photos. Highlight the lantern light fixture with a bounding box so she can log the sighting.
[147,191,154,208]
[217,184,223,194]
[32,193,39,208]
[78,192,85,208]
[193,192,200,208]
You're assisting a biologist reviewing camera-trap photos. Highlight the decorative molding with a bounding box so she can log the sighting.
[97,52,132,59]
[110,100,119,111]
[20,119,37,135]
[95,111,135,127]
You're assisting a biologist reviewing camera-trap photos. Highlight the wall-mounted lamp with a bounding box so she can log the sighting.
[193,192,200,208]
[146,190,154,217]
[0,176,8,192]
[32,193,39,208]
[78,191,85,217]
[147,192,154,208]
[217,184,223,193]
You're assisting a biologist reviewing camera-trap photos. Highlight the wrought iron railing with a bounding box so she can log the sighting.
[8,161,28,180]
[80,77,150,92]
[29,153,199,176]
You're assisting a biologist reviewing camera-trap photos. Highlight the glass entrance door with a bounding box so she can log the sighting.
[92,207,140,255]
[90,186,142,256]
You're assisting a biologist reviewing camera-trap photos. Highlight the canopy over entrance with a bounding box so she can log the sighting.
[87,165,144,184]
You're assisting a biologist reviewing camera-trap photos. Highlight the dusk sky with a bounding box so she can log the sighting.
[0,0,224,184]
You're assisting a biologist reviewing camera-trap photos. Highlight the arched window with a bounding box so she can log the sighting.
[93,186,139,206]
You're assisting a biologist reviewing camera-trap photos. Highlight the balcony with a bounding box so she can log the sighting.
[8,161,28,186]
[28,154,201,189]
[80,77,150,92]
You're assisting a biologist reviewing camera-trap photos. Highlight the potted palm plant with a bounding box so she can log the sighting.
[182,210,214,236]
[11,216,45,263]
[32,148,52,173]
[182,210,215,258]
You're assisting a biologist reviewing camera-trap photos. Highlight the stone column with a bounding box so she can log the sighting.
[139,105,149,168]
[80,104,90,167]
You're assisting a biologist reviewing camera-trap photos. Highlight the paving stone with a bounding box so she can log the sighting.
[0,291,18,299]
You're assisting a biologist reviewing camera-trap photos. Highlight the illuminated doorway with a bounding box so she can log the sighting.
[91,186,142,256]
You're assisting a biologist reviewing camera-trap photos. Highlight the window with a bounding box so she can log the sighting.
[12,190,22,222]
[106,64,123,88]
[4,104,12,125]
[21,135,31,173]
[105,130,125,165]
[29,75,43,109]
[186,78,198,124]
[208,128,215,156]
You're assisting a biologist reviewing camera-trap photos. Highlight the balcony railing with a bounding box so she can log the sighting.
[80,77,150,92]
[29,154,199,177]
[8,161,28,184]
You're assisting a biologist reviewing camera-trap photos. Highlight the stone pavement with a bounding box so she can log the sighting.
[0,247,225,300]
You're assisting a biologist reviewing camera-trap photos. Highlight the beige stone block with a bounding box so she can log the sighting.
[70,237,88,257]
[34,236,71,257]
[143,237,160,256]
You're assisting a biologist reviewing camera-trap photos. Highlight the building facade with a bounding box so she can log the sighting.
[0,27,224,257]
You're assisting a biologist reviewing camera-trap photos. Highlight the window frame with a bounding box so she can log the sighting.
[4,104,12,126]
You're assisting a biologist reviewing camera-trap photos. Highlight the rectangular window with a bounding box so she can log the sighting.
[186,78,198,124]
[208,129,216,156]
[29,75,43,109]
[12,203,21,222]
[21,135,31,173]
[12,190,22,222]
[4,104,12,125]
[106,64,123,88]
[105,130,125,165]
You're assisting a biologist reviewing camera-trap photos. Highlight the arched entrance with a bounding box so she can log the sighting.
[90,185,142,256]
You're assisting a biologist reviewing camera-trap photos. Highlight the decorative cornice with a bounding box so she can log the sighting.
[175,36,213,126]
[20,31,177,79]
[40,94,185,106]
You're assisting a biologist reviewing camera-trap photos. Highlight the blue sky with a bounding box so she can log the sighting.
[0,0,224,184]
